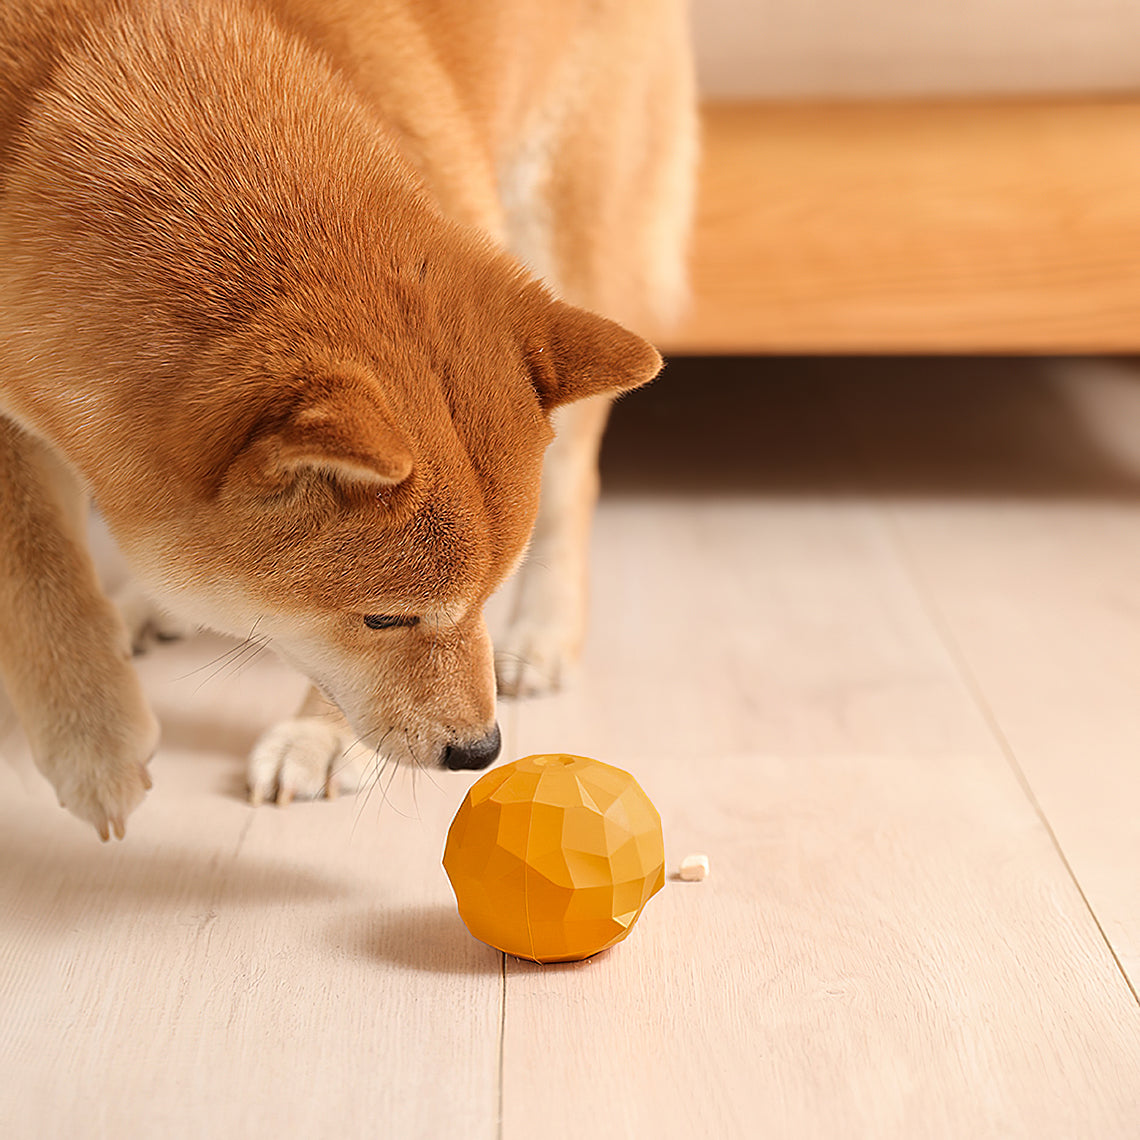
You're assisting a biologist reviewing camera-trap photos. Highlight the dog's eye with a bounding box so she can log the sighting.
[363,614,419,630]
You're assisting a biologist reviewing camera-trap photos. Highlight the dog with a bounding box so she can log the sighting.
[0,0,697,837]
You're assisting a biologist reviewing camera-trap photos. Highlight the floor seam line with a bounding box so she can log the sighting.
[232,810,254,859]
[879,502,1140,1010]
[497,952,506,1140]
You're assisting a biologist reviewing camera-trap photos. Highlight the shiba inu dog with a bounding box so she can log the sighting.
[0,0,696,837]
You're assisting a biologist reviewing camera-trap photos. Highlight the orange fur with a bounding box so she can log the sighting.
[0,0,694,834]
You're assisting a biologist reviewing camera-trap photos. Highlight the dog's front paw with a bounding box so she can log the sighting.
[247,717,368,806]
[495,612,581,698]
[41,709,160,841]
[113,580,193,655]
[54,756,154,841]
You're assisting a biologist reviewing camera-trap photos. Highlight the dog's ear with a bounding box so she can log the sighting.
[272,398,413,487]
[521,289,663,411]
[230,381,413,495]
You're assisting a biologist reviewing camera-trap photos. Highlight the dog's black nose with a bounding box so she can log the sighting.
[442,723,502,771]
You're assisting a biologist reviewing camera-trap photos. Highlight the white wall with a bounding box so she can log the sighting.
[692,0,1140,98]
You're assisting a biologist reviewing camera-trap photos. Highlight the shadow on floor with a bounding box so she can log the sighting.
[600,355,1140,499]
[0,816,354,931]
[328,903,502,977]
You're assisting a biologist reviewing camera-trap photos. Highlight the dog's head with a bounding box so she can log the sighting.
[114,240,660,771]
[0,11,661,769]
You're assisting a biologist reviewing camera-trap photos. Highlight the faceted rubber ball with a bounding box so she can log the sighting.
[443,754,666,963]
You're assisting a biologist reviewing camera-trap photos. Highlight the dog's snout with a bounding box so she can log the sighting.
[442,723,502,771]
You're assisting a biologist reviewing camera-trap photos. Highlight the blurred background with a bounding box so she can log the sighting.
[670,1,1140,356]
[692,0,1140,98]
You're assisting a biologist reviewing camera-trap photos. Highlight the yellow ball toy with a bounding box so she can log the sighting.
[443,754,666,963]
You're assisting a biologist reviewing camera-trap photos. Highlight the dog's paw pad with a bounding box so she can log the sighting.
[247,718,366,806]
[114,582,193,655]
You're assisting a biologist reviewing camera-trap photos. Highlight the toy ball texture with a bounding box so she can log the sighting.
[443,754,665,963]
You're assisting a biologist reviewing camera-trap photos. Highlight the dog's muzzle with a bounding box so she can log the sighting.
[442,723,502,771]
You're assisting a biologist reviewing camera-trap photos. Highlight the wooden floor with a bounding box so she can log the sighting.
[3,355,1140,1137]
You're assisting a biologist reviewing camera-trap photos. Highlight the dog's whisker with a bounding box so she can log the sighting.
[351,726,401,832]
[330,723,386,797]
[406,731,440,819]
[350,746,386,837]
[409,729,444,798]
[214,639,270,684]
[174,632,260,683]
[409,759,420,819]
[339,717,392,764]
[212,636,270,676]
[176,617,267,685]
[402,729,421,819]
[189,635,271,694]
[379,741,413,819]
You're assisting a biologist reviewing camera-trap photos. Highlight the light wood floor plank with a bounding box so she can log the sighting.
[839,356,1140,986]
[502,371,997,764]
[501,749,1140,1139]
[1,637,501,1139]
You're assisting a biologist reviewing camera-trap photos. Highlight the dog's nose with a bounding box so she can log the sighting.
[442,723,502,771]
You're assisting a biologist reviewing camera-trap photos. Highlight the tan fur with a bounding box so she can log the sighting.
[0,0,695,835]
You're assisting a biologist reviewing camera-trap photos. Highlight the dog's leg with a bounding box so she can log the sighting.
[495,5,695,699]
[113,577,195,655]
[0,418,159,838]
[247,685,369,805]
[496,392,612,697]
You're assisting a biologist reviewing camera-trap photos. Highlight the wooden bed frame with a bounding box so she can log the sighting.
[664,100,1140,354]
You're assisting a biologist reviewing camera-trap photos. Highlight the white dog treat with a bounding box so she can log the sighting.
[679,853,709,881]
